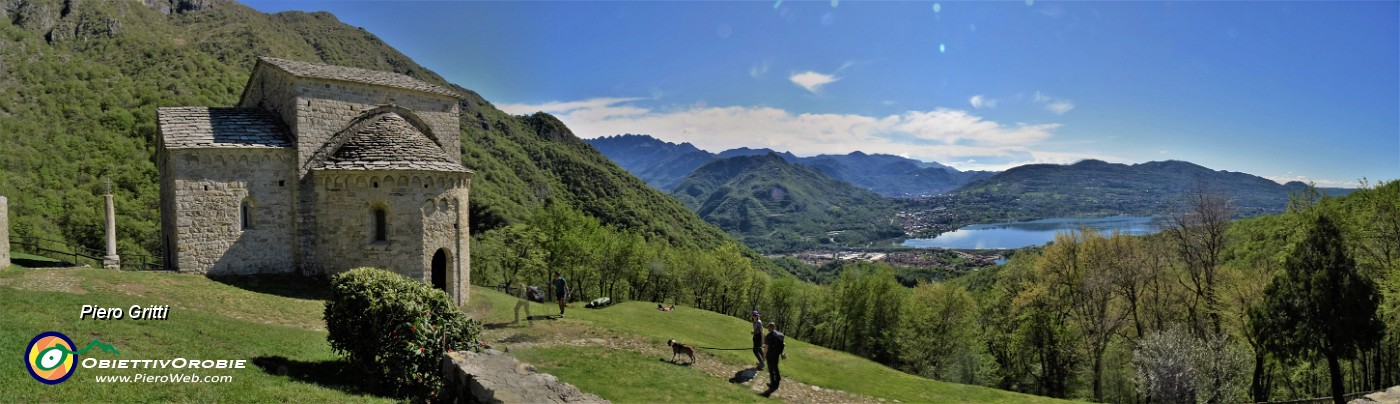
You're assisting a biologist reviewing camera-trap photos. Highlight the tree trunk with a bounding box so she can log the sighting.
[1092,351,1104,402]
[1252,351,1269,403]
[1327,352,1345,404]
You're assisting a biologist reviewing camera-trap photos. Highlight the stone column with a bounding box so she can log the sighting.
[1,196,10,268]
[103,194,120,270]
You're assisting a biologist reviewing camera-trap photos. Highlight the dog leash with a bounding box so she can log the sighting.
[692,346,751,351]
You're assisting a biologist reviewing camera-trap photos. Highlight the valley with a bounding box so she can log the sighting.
[591,136,1358,254]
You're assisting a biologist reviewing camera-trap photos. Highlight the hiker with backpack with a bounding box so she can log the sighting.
[761,321,788,398]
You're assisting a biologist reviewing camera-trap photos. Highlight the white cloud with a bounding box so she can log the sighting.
[789,71,839,94]
[503,97,1113,171]
[497,97,645,116]
[749,60,770,78]
[969,95,998,109]
[1046,100,1075,115]
[1263,175,1359,188]
[1033,91,1075,115]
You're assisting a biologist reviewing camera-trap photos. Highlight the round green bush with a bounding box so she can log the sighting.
[324,267,481,399]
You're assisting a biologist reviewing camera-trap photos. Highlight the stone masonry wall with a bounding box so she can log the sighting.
[281,76,460,278]
[236,68,299,137]
[1,196,9,268]
[166,148,297,274]
[421,179,471,306]
[312,170,469,304]
[293,79,460,173]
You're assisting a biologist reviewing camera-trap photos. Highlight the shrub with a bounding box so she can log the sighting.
[324,267,481,399]
[1133,327,1249,403]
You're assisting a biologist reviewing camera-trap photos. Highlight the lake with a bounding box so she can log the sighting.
[902,216,1169,250]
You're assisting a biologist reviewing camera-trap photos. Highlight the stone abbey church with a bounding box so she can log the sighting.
[157,57,472,305]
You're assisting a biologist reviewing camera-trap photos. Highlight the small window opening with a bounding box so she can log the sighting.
[373,182,379,188]
[279,180,285,187]
[240,199,253,230]
[372,207,387,242]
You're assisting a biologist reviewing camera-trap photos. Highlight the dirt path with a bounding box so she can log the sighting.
[480,318,883,403]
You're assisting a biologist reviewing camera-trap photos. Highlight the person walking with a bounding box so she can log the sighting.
[761,321,788,398]
[511,277,532,325]
[750,310,765,370]
[551,272,569,317]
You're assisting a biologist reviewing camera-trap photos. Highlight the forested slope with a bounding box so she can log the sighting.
[0,0,729,260]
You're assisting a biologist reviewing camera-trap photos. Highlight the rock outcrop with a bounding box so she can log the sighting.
[441,349,607,404]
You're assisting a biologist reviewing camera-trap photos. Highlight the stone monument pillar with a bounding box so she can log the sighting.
[103,194,120,270]
[1,196,10,268]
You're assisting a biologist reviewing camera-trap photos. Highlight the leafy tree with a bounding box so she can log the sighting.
[1133,327,1250,403]
[826,263,906,364]
[1165,190,1232,336]
[1037,229,1130,401]
[898,282,983,383]
[1254,212,1385,404]
[479,224,548,288]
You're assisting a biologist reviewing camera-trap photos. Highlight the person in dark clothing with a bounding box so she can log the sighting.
[760,321,788,398]
[551,272,569,317]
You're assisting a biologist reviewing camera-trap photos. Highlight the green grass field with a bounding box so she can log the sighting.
[0,261,1060,402]
[0,266,391,402]
[470,286,1063,403]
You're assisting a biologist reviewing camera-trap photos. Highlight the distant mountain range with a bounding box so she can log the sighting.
[586,138,1359,250]
[950,159,1354,218]
[585,134,719,193]
[586,134,992,196]
[670,153,903,252]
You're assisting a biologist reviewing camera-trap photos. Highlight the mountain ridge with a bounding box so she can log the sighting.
[950,158,1355,219]
[671,153,902,252]
[585,134,992,196]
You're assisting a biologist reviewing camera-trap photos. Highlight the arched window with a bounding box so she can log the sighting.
[240,198,254,230]
[371,207,388,242]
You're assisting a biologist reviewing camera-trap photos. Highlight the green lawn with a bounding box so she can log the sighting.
[512,345,768,403]
[0,265,1062,402]
[0,266,391,402]
[471,286,1063,403]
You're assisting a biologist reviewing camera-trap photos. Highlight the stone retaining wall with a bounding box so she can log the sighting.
[441,349,607,404]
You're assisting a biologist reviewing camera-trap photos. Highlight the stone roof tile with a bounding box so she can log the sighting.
[158,107,293,149]
[259,57,462,99]
[315,113,469,173]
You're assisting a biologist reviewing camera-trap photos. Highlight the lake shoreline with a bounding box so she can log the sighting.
[901,215,1168,250]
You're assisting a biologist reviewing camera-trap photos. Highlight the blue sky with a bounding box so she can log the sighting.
[245,1,1398,186]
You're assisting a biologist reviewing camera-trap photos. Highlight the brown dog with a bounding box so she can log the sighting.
[667,339,696,364]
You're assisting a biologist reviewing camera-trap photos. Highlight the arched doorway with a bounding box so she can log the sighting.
[431,248,448,291]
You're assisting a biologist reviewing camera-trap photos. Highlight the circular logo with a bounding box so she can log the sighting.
[26,331,77,385]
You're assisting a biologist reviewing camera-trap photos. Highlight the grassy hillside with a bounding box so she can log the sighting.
[672,153,902,252]
[470,285,1063,403]
[0,0,730,262]
[0,261,1059,402]
[0,265,388,401]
